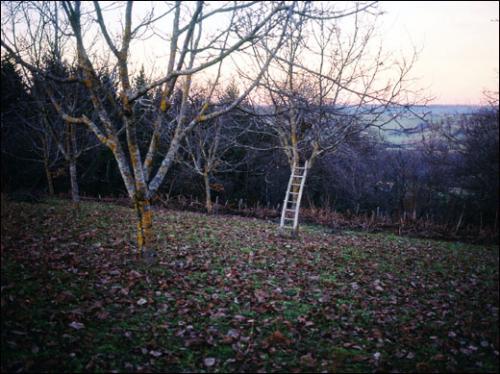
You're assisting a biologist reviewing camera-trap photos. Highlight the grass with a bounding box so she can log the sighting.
[1,198,498,372]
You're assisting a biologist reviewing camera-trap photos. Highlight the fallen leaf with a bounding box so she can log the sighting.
[300,353,316,367]
[226,329,240,340]
[149,350,162,357]
[97,311,109,320]
[204,357,216,367]
[266,331,290,346]
[254,289,268,303]
[69,321,85,330]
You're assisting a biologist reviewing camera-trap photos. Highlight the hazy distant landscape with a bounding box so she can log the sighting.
[374,105,481,145]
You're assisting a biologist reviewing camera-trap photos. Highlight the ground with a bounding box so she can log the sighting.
[1,198,498,372]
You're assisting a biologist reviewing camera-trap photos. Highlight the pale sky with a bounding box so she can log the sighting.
[128,1,499,105]
[379,1,499,105]
[3,1,497,105]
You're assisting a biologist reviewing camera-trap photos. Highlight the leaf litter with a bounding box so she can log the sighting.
[1,199,498,372]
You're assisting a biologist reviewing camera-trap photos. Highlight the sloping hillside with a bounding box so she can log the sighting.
[1,199,498,372]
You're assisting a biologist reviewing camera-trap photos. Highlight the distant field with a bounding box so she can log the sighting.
[1,199,498,372]
[370,105,480,145]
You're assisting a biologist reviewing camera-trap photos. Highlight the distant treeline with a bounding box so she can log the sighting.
[1,57,498,241]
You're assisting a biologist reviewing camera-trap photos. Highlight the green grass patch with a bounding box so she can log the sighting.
[1,199,498,373]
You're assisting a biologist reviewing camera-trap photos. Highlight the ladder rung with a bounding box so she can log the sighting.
[284,217,295,221]
[285,209,296,212]
[291,183,301,186]
[292,175,304,178]
[289,192,299,195]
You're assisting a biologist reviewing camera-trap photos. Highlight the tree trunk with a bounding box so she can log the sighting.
[494,208,498,234]
[204,173,213,214]
[455,208,464,234]
[69,158,80,204]
[134,198,155,261]
[44,159,54,196]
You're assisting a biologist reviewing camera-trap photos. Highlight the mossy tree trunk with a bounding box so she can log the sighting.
[44,158,55,196]
[134,196,154,260]
[204,172,213,214]
[69,157,79,205]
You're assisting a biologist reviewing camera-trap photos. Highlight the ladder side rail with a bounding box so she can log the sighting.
[293,160,308,230]
[280,161,296,228]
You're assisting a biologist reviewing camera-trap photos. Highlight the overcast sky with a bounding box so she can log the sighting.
[4,1,497,105]
[129,1,499,105]
[378,1,499,105]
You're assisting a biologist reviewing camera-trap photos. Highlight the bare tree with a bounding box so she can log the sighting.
[2,3,98,201]
[424,95,499,230]
[247,2,423,235]
[179,83,251,213]
[2,1,296,259]
[9,103,62,195]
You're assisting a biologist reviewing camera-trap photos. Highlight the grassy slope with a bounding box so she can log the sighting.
[1,199,498,373]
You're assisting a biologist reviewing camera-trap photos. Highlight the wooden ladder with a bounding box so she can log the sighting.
[279,160,308,232]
